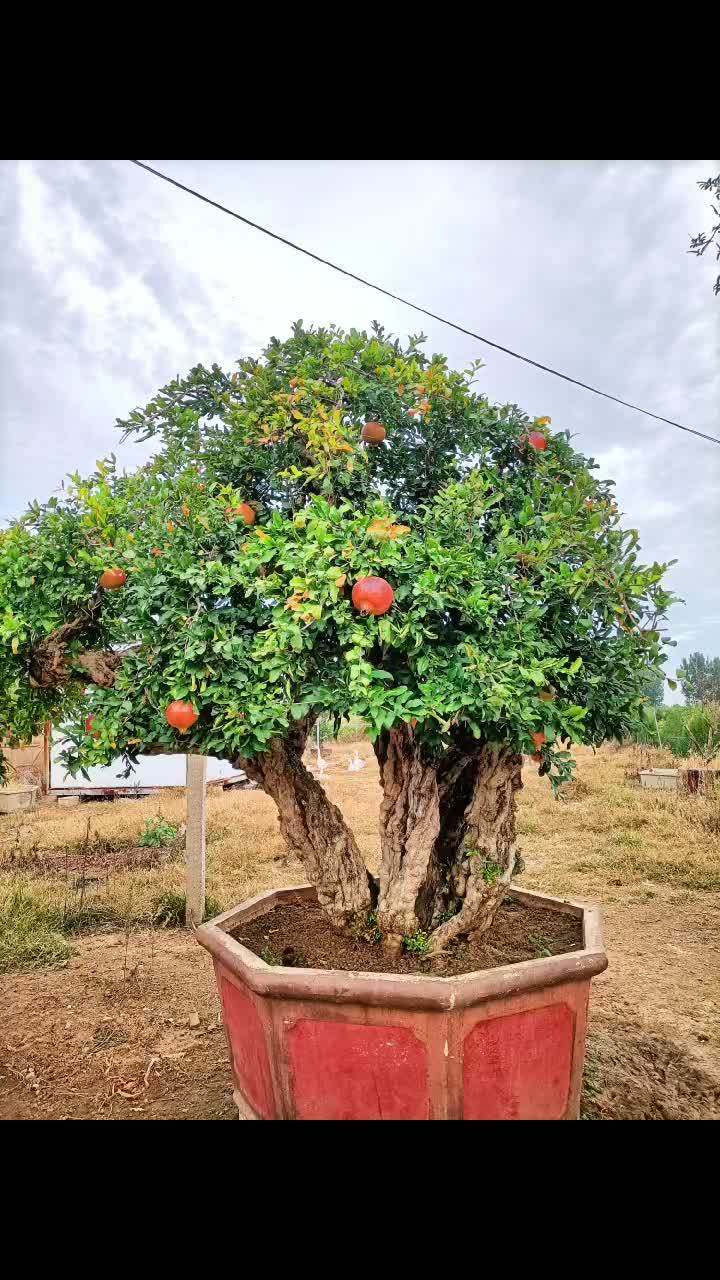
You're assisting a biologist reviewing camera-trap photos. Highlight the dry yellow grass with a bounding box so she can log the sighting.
[1,740,718,923]
[0,740,385,932]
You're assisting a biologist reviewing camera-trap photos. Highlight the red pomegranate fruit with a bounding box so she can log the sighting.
[98,568,127,590]
[361,421,387,444]
[165,701,199,732]
[351,577,395,617]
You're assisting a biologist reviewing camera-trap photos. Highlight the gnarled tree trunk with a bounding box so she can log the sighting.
[426,744,523,953]
[238,722,372,927]
[374,728,523,953]
[374,724,441,951]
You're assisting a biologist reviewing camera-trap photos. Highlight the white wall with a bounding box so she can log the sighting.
[50,735,238,790]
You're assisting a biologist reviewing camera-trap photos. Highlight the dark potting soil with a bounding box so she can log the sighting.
[232,897,583,977]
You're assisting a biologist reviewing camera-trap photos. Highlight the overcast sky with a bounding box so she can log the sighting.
[1,159,718,698]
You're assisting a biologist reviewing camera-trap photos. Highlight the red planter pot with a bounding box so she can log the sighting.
[196,885,607,1121]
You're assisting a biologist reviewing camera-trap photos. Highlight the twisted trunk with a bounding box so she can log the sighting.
[426,744,523,953]
[374,729,523,953]
[374,724,440,951]
[28,602,119,688]
[238,722,372,927]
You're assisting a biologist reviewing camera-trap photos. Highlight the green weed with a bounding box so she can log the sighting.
[149,891,222,927]
[139,817,180,848]
[403,929,431,956]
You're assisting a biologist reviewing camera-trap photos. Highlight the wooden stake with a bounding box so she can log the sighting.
[185,754,207,927]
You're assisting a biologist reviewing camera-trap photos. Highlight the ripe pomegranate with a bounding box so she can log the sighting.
[85,716,100,739]
[231,503,256,525]
[361,421,387,444]
[531,731,547,749]
[351,576,395,616]
[527,431,548,451]
[165,701,199,732]
[98,568,127,590]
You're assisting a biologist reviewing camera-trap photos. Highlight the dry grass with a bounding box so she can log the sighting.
[517,745,720,898]
[1,740,718,937]
[0,740,384,960]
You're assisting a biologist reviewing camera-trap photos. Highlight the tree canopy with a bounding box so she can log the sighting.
[677,651,720,706]
[0,322,676,792]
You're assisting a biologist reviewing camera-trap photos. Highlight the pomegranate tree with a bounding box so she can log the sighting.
[0,323,676,949]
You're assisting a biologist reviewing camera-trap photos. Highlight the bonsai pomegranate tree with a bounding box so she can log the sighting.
[0,322,676,954]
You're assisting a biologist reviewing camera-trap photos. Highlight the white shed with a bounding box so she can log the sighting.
[50,732,244,795]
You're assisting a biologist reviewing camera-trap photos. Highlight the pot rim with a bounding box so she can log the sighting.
[196,885,607,1012]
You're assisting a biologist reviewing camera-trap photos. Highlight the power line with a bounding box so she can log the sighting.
[129,160,720,448]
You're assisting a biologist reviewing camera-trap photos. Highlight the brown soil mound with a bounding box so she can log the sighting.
[233,897,583,977]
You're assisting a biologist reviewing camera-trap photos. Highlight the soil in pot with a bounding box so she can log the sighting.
[232,897,583,977]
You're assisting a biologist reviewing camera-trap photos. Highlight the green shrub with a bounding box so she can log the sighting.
[139,817,180,848]
[629,703,720,761]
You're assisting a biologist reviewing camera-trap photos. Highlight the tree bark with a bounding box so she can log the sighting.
[28,602,121,689]
[374,730,523,952]
[238,722,372,927]
[374,724,440,951]
[427,745,523,954]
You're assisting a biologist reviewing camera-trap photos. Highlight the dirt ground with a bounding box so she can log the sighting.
[1,742,719,1120]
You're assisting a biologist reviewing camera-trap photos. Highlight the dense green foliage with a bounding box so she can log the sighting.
[0,322,677,788]
[630,703,720,761]
[677,651,720,705]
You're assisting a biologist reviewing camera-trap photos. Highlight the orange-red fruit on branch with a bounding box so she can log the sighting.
[361,421,387,444]
[165,701,199,732]
[85,716,100,739]
[351,577,395,617]
[229,503,256,525]
[527,431,548,451]
[98,568,127,590]
[531,731,547,749]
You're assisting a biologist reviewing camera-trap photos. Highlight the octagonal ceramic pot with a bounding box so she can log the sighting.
[196,885,607,1121]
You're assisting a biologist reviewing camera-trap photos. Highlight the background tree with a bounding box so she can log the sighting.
[677,651,720,705]
[688,174,720,298]
[643,673,665,707]
[0,323,677,954]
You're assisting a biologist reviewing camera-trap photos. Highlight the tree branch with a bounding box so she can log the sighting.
[235,721,372,926]
[28,601,120,689]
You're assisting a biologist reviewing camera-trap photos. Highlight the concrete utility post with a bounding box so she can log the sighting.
[185,754,207,926]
